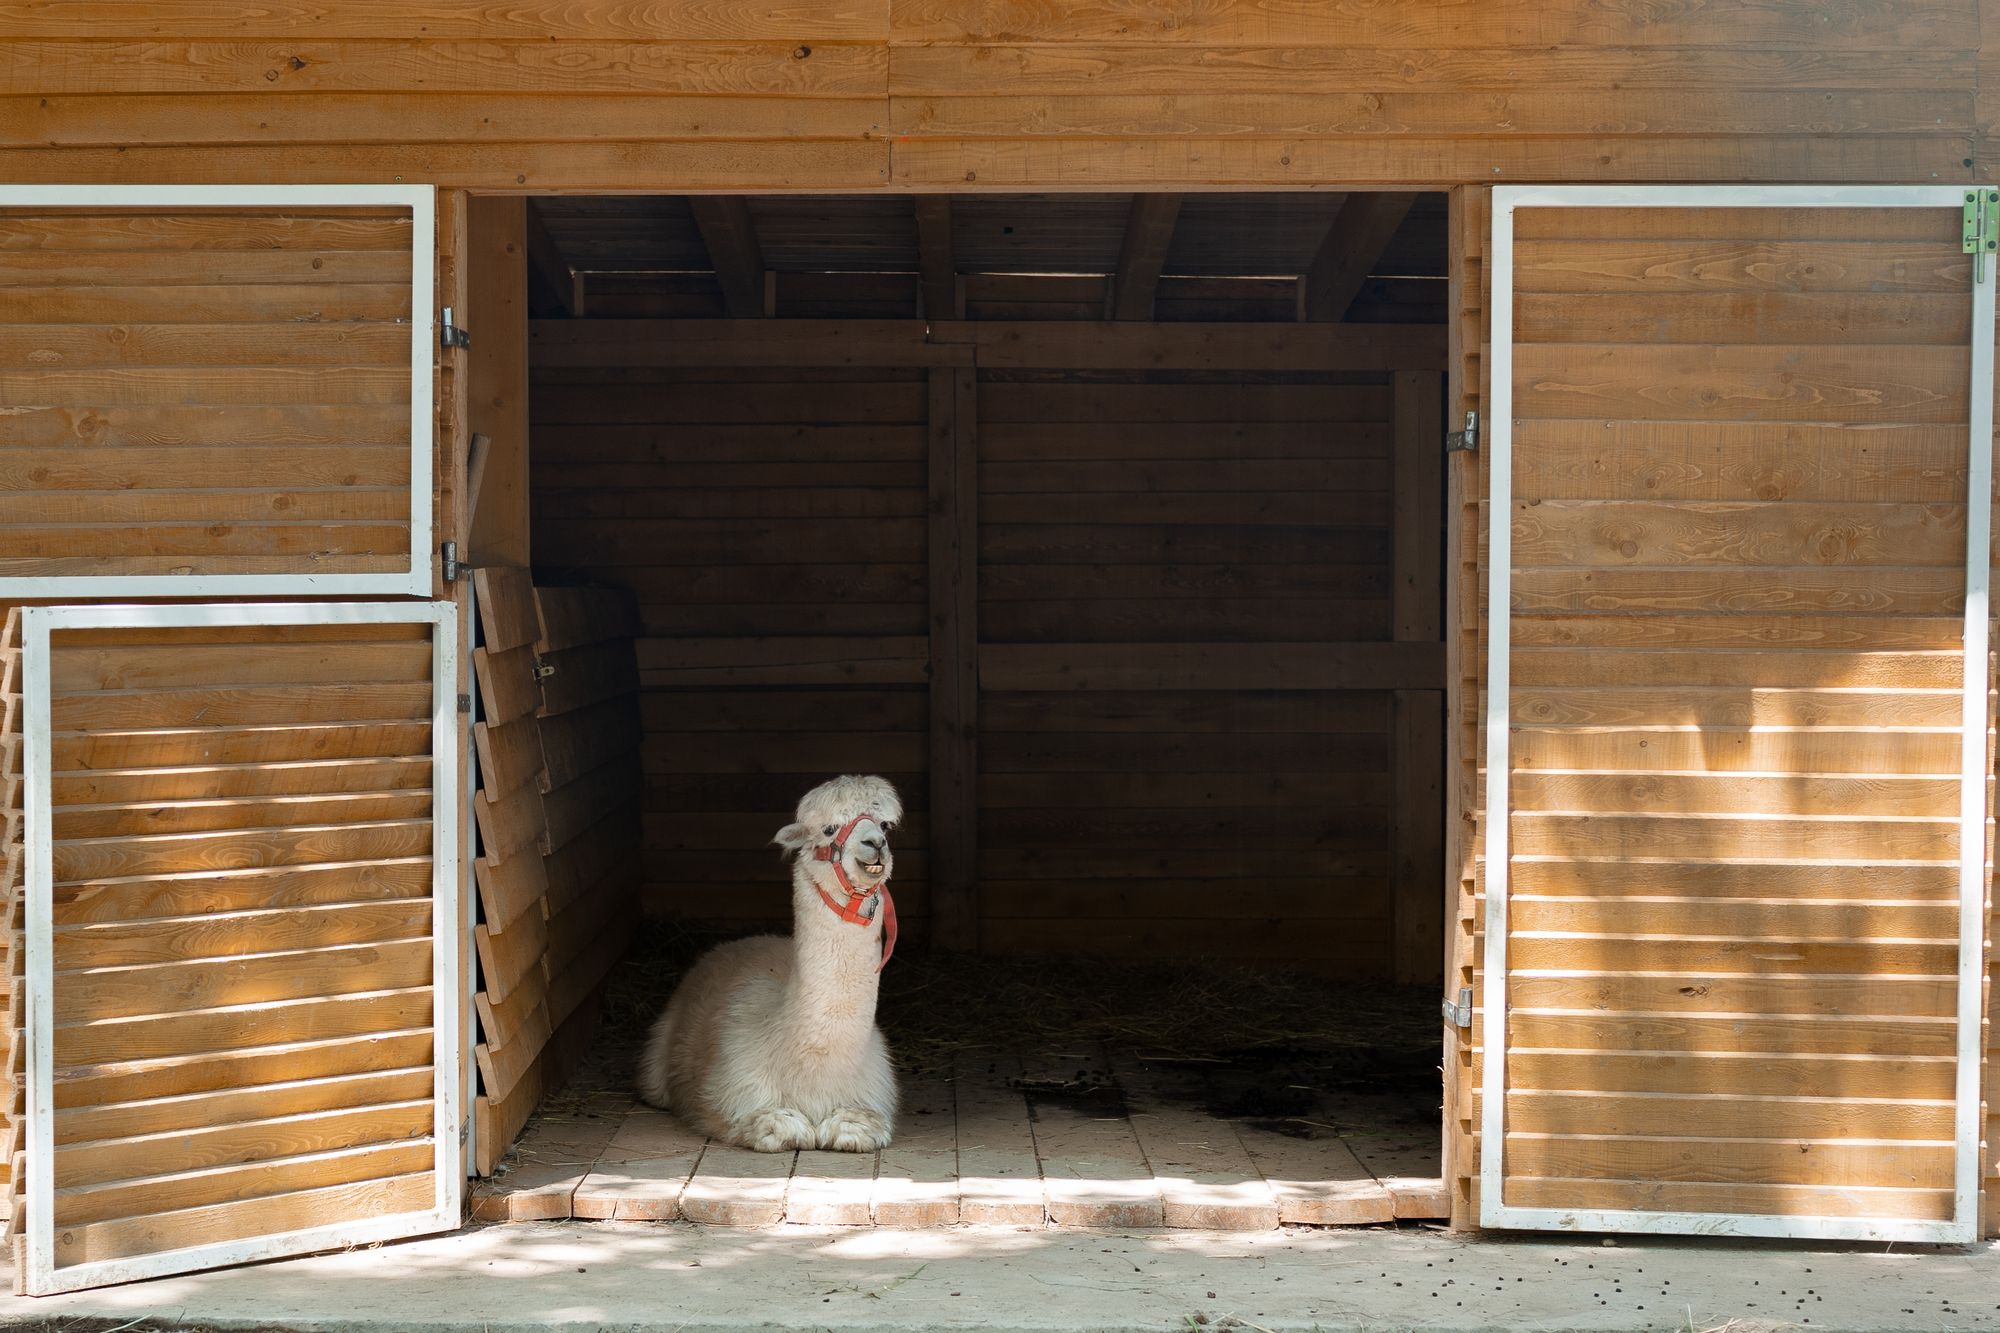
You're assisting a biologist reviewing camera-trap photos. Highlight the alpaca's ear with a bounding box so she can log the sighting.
[772,822,812,857]
[865,777,904,826]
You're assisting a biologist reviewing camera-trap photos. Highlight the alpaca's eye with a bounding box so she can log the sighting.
[823,825,836,836]
[881,821,897,835]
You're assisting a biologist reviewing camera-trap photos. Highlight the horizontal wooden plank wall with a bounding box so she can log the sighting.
[0,609,21,1266]
[0,204,417,580]
[1481,203,1978,1227]
[975,368,1424,973]
[469,566,551,1173]
[528,363,931,939]
[37,618,443,1275]
[575,272,1439,328]
[0,4,1982,187]
[530,582,644,1093]
[468,569,643,1175]
[1988,289,2000,1239]
[1443,186,1486,1229]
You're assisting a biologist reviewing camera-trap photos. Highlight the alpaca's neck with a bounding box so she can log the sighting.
[782,863,884,1049]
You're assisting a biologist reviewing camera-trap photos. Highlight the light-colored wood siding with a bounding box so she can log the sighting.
[1480,202,1980,1226]
[467,570,642,1176]
[41,619,442,1273]
[0,204,417,581]
[0,3,1983,189]
[1443,184,1487,1228]
[0,609,22,1254]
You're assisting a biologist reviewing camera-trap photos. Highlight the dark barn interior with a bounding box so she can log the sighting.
[477,191,1455,1225]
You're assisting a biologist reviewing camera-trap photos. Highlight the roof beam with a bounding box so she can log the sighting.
[689,195,770,318]
[1302,192,1418,322]
[914,195,958,319]
[1106,193,1184,321]
[522,202,573,318]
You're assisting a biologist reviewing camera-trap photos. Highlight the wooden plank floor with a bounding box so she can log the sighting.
[474,1043,1445,1229]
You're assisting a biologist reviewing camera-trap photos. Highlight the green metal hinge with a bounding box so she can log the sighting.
[1965,189,2000,283]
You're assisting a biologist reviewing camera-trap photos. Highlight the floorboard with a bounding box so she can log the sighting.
[474,1042,1439,1230]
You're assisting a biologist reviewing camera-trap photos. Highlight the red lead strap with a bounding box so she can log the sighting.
[810,812,898,971]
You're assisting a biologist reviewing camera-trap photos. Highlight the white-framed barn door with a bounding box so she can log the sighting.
[0,184,435,598]
[19,601,463,1294]
[1481,185,1993,1243]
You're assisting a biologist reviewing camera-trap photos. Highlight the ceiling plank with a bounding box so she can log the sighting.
[914,195,957,319]
[688,195,769,318]
[1106,193,1184,322]
[1302,192,1418,322]
[522,202,573,319]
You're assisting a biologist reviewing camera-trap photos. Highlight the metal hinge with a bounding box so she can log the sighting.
[1445,409,1479,454]
[440,540,460,583]
[532,658,557,681]
[440,305,471,349]
[1965,190,2000,284]
[456,693,472,714]
[1441,986,1473,1029]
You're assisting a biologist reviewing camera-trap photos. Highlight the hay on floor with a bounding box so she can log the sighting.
[593,920,1438,1083]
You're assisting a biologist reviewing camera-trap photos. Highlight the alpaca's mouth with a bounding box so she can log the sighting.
[860,860,887,878]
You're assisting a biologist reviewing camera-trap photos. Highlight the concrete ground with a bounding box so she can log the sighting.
[0,1221,1995,1333]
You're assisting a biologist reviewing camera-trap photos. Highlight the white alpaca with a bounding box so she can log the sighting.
[636,774,901,1153]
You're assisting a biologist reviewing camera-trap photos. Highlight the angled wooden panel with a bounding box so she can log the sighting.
[20,602,461,1293]
[1482,187,1988,1244]
[0,186,434,597]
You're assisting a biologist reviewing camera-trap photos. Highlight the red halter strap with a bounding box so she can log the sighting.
[809,811,897,971]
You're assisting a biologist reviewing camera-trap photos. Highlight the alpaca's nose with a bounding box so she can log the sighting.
[859,835,886,855]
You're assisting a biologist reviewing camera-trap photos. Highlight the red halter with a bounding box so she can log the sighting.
[809,811,897,971]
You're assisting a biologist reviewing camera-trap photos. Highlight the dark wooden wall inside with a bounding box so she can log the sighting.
[975,368,1408,971]
[530,364,934,939]
[526,323,1443,977]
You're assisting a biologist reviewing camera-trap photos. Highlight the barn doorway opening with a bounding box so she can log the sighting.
[476,191,1455,1226]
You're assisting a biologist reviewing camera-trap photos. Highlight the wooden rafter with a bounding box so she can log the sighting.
[914,195,957,319]
[689,195,769,318]
[1301,192,1419,322]
[1106,193,1183,321]
[522,202,573,319]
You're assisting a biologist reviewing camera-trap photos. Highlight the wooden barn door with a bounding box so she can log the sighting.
[0,186,467,1291]
[1481,186,1992,1242]
[19,603,462,1294]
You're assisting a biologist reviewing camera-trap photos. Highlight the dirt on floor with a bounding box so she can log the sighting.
[545,919,1442,1158]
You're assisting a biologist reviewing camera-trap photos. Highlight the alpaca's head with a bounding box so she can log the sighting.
[774,774,903,889]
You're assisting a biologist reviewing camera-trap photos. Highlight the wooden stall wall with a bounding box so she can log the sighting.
[0,610,20,1256]
[528,362,933,940]
[974,367,1437,975]
[0,3,1983,190]
[1444,186,1487,1227]
[468,570,643,1175]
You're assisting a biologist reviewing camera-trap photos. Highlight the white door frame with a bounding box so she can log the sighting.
[1481,183,1993,1243]
[21,600,463,1295]
[0,184,435,599]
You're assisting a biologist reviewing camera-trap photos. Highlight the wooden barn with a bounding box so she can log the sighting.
[0,0,1996,1295]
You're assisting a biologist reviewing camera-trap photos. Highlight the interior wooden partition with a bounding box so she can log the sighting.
[524,317,1449,979]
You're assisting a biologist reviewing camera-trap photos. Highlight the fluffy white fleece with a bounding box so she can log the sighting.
[636,774,901,1152]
